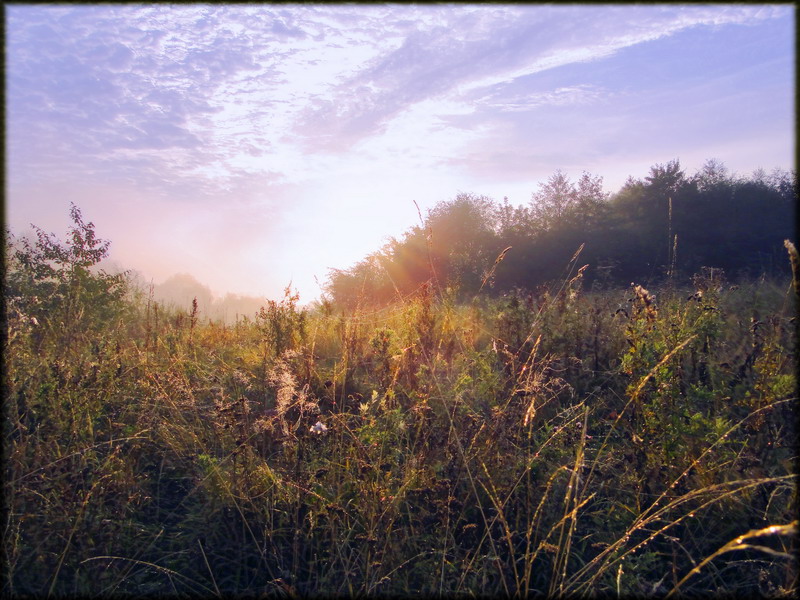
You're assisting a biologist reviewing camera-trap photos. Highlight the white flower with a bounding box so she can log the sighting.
[309,421,328,435]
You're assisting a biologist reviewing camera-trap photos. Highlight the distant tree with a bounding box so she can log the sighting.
[213,293,265,324]
[530,170,575,232]
[153,273,214,316]
[643,159,795,279]
[528,170,609,231]
[766,167,797,202]
[494,196,534,238]
[570,171,610,227]
[382,230,433,297]
[692,158,731,193]
[424,193,499,295]
[326,256,388,310]
[751,167,768,185]
[491,197,536,291]
[644,159,685,196]
[605,160,688,282]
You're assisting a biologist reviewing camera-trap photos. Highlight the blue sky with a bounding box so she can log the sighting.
[5,4,795,303]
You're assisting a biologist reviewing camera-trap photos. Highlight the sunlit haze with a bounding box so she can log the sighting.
[5,4,795,304]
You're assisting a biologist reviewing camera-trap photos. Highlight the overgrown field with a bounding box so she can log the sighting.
[4,210,797,597]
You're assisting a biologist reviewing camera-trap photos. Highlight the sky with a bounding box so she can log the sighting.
[5,4,796,304]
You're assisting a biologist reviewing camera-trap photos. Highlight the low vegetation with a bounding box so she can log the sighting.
[3,189,797,596]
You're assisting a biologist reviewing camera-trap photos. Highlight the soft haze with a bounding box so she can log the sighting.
[5,4,795,303]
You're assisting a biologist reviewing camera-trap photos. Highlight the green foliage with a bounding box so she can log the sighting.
[6,204,129,352]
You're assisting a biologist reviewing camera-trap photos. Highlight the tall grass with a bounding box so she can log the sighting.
[3,221,797,596]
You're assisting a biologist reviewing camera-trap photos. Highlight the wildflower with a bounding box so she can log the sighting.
[309,421,328,435]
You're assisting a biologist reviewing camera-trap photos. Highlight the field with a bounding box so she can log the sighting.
[3,213,797,597]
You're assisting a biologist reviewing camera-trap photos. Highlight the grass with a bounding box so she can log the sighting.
[3,227,797,597]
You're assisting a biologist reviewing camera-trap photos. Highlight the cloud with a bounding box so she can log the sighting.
[10,3,786,186]
[6,5,283,202]
[270,18,307,40]
[288,3,791,155]
[290,8,529,149]
[412,5,794,187]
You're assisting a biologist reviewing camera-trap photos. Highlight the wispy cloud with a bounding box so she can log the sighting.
[8,4,788,187]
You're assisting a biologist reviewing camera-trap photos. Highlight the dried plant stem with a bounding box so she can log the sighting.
[666,521,798,598]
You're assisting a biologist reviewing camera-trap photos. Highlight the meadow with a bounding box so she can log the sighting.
[3,206,797,597]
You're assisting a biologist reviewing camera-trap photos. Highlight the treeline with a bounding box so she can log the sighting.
[143,272,265,325]
[326,159,796,307]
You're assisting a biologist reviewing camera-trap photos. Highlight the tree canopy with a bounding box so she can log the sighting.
[325,160,796,307]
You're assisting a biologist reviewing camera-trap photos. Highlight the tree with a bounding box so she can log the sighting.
[530,170,576,232]
[424,193,499,295]
[572,171,610,227]
[5,204,129,350]
[325,248,400,309]
[644,159,685,197]
[606,162,687,282]
[692,158,730,193]
[153,273,214,316]
[494,196,534,238]
[528,170,609,232]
